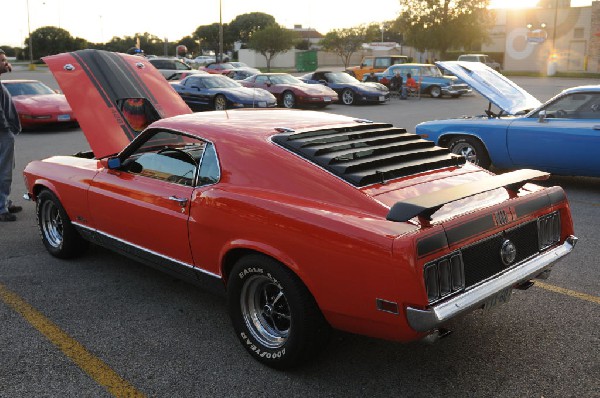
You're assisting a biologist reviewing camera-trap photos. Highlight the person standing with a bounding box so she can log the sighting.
[0,49,22,222]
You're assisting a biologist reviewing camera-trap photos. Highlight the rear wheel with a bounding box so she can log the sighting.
[341,89,355,105]
[448,136,491,169]
[227,254,330,369]
[282,91,296,108]
[37,190,88,258]
[214,95,227,110]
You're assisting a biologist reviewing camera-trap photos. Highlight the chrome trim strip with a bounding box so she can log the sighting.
[72,222,221,279]
[406,235,577,332]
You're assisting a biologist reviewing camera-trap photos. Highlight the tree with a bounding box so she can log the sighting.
[24,26,88,60]
[229,12,276,43]
[247,25,297,71]
[194,23,235,61]
[397,0,492,59]
[319,27,367,69]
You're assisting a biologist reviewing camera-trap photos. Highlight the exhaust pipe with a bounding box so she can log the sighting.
[421,328,453,344]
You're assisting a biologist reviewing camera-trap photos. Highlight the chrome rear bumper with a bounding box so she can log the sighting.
[406,235,578,332]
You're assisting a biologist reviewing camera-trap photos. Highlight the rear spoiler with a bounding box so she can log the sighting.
[386,169,550,223]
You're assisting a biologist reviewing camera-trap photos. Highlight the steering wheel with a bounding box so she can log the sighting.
[555,109,567,118]
[157,147,197,166]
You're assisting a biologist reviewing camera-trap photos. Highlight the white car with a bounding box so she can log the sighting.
[147,57,206,80]
[457,54,502,71]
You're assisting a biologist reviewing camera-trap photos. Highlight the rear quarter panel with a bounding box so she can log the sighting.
[416,118,517,168]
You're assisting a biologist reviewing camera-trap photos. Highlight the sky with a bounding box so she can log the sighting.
[3,0,594,48]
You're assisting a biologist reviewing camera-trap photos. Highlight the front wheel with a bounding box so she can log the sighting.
[214,94,227,110]
[37,190,88,258]
[227,254,330,369]
[429,85,442,98]
[281,91,296,108]
[341,88,355,105]
[448,136,491,169]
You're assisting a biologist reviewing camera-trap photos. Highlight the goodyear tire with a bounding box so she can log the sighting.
[448,136,492,169]
[37,190,88,258]
[227,254,330,369]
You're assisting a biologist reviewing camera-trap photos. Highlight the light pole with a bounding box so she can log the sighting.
[26,0,34,68]
[218,0,224,63]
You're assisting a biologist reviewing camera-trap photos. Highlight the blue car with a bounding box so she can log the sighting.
[170,74,276,111]
[416,61,600,177]
[372,63,471,98]
[299,71,389,105]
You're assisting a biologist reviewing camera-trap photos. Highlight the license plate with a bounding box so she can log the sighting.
[379,96,385,101]
[324,97,331,102]
[257,101,266,108]
[483,287,512,312]
[57,114,71,121]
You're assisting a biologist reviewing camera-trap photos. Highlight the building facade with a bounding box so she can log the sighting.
[484,1,600,73]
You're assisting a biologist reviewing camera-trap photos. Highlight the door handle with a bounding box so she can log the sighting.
[168,196,188,207]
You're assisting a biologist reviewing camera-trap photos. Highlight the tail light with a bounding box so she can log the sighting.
[424,252,465,303]
[538,211,560,250]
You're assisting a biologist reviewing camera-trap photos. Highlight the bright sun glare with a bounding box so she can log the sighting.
[488,0,539,8]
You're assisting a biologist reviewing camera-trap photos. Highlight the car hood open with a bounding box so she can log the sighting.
[436,61,541,115]
[44,49,192,158]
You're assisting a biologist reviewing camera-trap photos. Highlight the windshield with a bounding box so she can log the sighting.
[325,72,359,84]
[5,81,55,96]
[202,76,242,88]
[270,75,302,85]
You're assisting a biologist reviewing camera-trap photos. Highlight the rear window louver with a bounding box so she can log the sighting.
[272,123,465,187]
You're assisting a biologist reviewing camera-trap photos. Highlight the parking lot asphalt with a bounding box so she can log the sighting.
[0,69,598,397]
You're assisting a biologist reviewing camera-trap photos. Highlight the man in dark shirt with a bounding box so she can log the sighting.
[0,49,22,221]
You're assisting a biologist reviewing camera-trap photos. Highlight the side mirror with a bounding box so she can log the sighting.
[107,157,121,169]
[538,110,547,123]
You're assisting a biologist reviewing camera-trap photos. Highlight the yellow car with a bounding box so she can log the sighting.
[346,55,408,81]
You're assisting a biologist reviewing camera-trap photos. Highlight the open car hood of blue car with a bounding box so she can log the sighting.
[437,61,542,115]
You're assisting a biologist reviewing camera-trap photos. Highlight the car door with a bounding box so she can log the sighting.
[180,77,211,110]
[506,91,600,176]
[87,129,203,266]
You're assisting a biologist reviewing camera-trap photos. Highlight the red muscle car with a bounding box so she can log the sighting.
[23,50,578,369]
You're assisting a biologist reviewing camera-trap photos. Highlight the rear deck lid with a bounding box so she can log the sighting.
[44,49,192,158]
[437,61,541,115]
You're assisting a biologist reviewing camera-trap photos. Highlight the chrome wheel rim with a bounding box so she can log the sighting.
[283,93,294,108]
[342,90,354,105]
[453,143,479,164]
[431,87,441,97]
[215,96,226,110]
[240,275,291,348]
[40,200,63,249]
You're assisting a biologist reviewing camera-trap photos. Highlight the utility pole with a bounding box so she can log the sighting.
[219,0,223,63]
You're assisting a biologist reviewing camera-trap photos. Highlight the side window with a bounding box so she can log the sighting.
[255,76,269,85]
[123,131,206,186]
[375,58,391,68]
[362,58,373,67]
[198,143,220,185]
[533,93,598,119]
[176,61,190,70]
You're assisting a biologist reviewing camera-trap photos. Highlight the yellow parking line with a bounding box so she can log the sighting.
[0,283,145,398]
[535,281,600,305]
